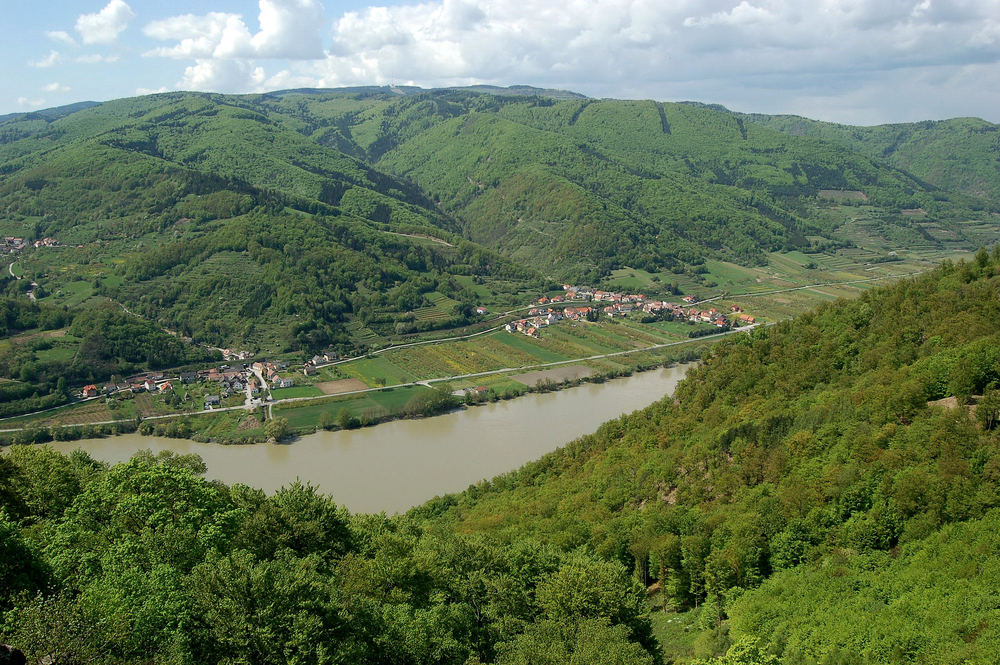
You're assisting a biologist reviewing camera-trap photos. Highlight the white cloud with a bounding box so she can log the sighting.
[46,30,78,47]
[29,50,62,68]
[179,59,268,92]
[136,86,171,95]
[144,0,325,60]
[17,97,46,108]
[130,0,1000,123]
[244,0,326,58]
[144,12,239,58]
[42,82,71,93]
[76,54,120,63]
[683,2,774,28]
[76,0,135,45]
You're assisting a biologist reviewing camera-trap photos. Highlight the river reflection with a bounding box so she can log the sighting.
[49,364,692,514]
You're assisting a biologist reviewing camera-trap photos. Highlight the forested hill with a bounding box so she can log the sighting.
[1,87,996,353]
[422,248,1000,662]
[3,252,1000,662]
[741,112,1000,207]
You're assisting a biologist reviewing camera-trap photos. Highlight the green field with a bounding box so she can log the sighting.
[341,355,416,386]
[648,320,718,336]
[270,385,324,399]
[274,385,430,430]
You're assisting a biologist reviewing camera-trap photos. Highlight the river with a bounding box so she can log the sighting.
[48,364,692,514]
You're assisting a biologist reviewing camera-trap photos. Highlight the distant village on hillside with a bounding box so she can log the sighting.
[505,284,755,338]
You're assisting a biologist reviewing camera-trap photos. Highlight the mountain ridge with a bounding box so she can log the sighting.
[1,86,996,355]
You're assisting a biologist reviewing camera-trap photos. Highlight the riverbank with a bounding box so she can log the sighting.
[38,365,695,513]
[0,335,711,446]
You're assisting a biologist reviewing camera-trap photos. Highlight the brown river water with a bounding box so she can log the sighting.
[47,364,693,514]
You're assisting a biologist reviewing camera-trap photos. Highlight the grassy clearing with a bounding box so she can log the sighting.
[605,268,656,291]
[649,608,698,662]
[34,344,78,363]
[452,275,496,300]
[46,280,96,308]
[702,259,762,289]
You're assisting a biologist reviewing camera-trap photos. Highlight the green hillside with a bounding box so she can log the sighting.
[0,92,541,358]
[422,248,1000,662]
[742,112,1000,207]
[1,86,997,364]
[3,252,1000,663]
[358,93,969,275]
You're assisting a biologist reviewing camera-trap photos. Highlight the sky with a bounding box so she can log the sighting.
[4,0,1000,125]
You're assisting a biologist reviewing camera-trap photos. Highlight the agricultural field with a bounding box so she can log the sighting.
[0,398,113,429]
[412,291,461,324]
[339,355,417,386]
[274,385,430,431]
[270,385,324,399]
[511,365,593,386]
[315,378,369,394]
[328,319,708,388]
[647,320,719,336]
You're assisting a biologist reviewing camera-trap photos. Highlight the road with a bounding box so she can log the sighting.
[0,325,756,433]
[0,267,926,434]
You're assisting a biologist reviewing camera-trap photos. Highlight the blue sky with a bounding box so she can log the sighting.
[5,0,1000,125]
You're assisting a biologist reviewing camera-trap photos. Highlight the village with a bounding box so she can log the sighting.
[3,236,63,254]
[79,359,303,409]
[504,284,756,338]
[72,284,756,414]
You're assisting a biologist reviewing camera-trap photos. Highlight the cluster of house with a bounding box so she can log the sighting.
[79,360,301,408]
[2,237,27,254]
[505,312,560,338]
[302,352,339,376]
[218,348,253,361]
[504,285,757,338]
[251,361,294,388]
[199,367,257,398]
[33,237,60,248]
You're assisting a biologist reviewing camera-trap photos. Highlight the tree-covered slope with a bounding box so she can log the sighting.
[742,112,1000,208]
[364,93,960,274]
[1,87,996,353]
[0,92,540,354]
[3,251,1000,662]
[0,449,660,665]
[421,248,1000,662]
[0,92,456,236]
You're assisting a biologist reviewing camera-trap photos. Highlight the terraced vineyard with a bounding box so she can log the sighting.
[413,291,461,323]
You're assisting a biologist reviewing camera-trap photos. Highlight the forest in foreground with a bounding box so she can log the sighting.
[3,249,1000,663]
